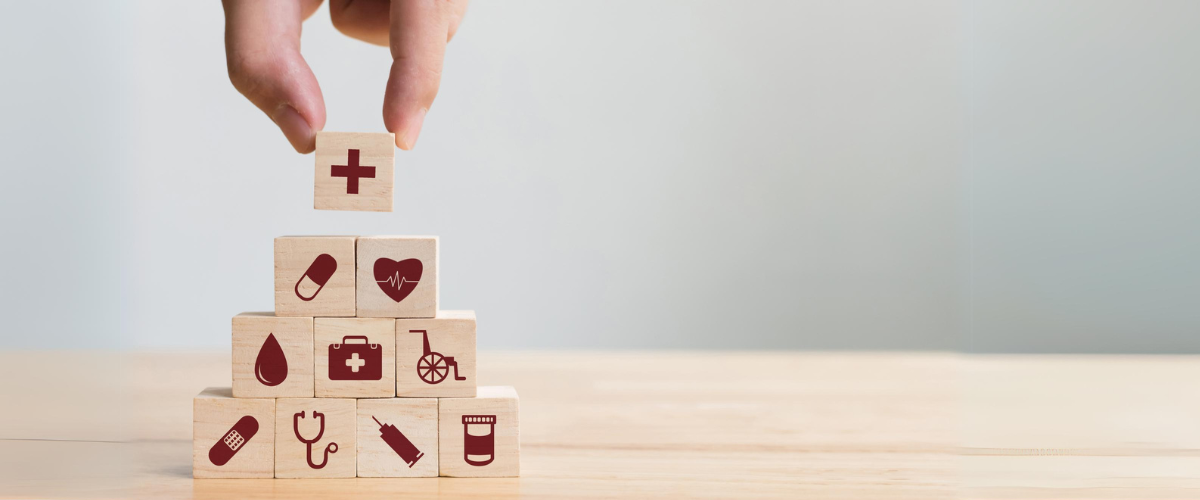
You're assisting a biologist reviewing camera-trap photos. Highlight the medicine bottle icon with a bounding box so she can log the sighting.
[461,415,496,466]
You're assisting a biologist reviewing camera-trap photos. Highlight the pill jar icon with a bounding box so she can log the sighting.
[462,415,496,466]
[295,254,337,301]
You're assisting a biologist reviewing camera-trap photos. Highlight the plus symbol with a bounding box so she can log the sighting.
[345,352,366,372]
[330,149,376,194]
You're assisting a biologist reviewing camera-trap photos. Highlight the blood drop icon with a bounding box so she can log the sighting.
[255,333,288,386]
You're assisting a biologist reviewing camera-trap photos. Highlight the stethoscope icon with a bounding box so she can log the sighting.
[293,411,338,469]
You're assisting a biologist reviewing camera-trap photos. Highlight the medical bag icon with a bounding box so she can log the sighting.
[328,335,382,381]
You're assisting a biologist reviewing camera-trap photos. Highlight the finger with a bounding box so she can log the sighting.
[329,0,390,46]
[330,0,466,47]
[223,0,327,153]
[383,0,468,150]
[447,0,469,42]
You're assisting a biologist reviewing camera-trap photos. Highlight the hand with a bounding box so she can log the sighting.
[222,0,469,153]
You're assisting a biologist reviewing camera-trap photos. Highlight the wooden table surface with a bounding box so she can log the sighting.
[0,351,1197,499]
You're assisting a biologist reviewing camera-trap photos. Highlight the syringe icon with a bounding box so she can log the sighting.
[372,416,424,468]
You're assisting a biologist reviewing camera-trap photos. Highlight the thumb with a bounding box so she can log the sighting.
[383,0,460,150]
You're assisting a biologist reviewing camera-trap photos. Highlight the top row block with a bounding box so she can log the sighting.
[276,236,438,319]
[315,132,394,212]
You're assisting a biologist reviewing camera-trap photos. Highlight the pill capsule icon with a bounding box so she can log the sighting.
[295,254,337,301]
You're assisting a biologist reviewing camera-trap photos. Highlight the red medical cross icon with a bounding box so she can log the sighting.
[330,149,376,194]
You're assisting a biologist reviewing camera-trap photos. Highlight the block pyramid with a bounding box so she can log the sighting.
[192,135,520,479]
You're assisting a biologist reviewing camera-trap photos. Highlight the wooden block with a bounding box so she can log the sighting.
[193,387,275,478]
[396,311,477,398]
[232,313,314,398]
[274,236,357,317]
[314,318,396,398]
[314,132,394,212]
[356,398,439,477]
[438,386,520,477]
[275,398,357,478]
[356,236,438,318]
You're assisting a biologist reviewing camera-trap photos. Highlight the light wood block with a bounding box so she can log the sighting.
[356,398,439,477]
[356,236,438,318]
[314,132,394,212]
[313,318,396,398]
[438,386,520,477]
[396,311,477,398]
[231,313,314,398]
[274,398,357,478]
[193,387,275,478]
[274,236,356,317]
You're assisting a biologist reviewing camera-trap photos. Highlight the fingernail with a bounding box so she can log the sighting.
[272,105,316,153]
[397,108,427,150]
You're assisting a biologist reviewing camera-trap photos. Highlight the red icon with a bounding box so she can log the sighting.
[295,253,336,301]
[254,333,288,387]
[209,415,258,466]
[330,149,375,194]
[328,336,382,381]
[371,415,424,468]
[413,330,466,385]
[374,258,422,303]
[462,415,496,466]
[294,411,337,469]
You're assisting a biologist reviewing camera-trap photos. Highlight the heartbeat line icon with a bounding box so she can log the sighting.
[373,258,423,303]
[376,273,419,290]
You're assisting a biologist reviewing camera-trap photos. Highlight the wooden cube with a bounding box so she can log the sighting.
[193,387,275,478]
[396,311,477,398]
[438,386,520,477]
[314,318,396,398]
[314,132,394,212]
[356,398,439,477]
[356,236,437,318]
[232,313,314,398]
[275,398,357,478]
[274,236,357,317]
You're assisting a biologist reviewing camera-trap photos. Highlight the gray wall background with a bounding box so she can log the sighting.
[0,1,1196,352]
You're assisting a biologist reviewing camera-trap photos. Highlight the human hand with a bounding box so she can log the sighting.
[222,0,469,153]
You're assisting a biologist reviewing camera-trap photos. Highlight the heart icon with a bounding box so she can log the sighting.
[374,258,422,303]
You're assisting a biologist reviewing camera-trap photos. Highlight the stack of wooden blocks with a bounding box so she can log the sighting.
[192,133,519,479]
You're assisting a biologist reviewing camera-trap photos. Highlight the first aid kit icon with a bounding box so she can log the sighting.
[328,336,382,381]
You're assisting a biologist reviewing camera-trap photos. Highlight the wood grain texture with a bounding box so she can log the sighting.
[314,318,396,398]
[960,356,1200,499]
[355,236,438,318]
[192,388,275,478]
[357,398,439,477]
[439,386,520,477]
[274,236,357,317]
[231,313,313,398]
[5,352,1199,499]
[275,398,357,478]
[314,132,394,212]
[396,311,477,398]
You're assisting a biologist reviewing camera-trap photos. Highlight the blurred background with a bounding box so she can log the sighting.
[1,0,1197,353]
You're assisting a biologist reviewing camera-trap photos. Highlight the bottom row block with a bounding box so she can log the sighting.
[193,386,519,478]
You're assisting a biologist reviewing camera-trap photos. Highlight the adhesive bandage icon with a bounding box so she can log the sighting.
[209,415,258,466]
